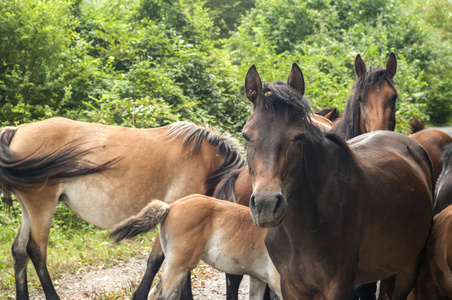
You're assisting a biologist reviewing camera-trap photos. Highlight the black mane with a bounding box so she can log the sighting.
[442,143,452,166]
[257,81,312,118]
[256,80,358,165]
[257,81,327,145]
[437,143,452,186]
[332,67,396,141]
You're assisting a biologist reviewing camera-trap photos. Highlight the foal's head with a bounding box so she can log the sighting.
[334,53,398,140]
[242,64,320,227]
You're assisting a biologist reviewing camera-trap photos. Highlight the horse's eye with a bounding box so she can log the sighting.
[391,94,398,102]
[242,132,251,142]
[294,133,305,142]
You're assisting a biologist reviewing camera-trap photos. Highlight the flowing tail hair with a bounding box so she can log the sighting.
[0,127,121,209]
[110,200,170,243]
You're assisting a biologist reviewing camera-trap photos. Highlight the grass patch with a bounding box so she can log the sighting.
[0,200,157,299]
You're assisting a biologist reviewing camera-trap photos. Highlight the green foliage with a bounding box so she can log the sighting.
[1,0,450,130]
[224,0,451,130]
[202,0,255,38]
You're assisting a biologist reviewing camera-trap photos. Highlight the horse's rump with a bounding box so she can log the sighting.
[0,125,120,203]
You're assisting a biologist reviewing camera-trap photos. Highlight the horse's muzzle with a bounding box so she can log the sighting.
[249,192,287,227]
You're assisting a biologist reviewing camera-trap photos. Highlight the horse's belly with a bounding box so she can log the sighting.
[201,232,269,281]
[61,179,157,229]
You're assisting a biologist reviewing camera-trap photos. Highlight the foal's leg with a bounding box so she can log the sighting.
[133,235,193,300]
[15,191,60,300]
[149,268,191,300]
[249,277,268,300]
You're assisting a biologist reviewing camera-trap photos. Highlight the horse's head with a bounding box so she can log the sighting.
[353,53,398,134]
[243,64,314,227]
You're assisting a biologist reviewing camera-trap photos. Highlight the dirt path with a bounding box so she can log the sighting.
[30,253,250,300]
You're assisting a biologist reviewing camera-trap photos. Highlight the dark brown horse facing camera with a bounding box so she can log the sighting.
[243,64,433,299]
[215,53,400,299]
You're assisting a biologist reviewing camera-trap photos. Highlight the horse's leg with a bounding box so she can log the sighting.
[133,235,166,300]
[391,259,420,300]
[19,191,60,300]
[226,274,243,300]
[354,282,377,300]
[322,278,355,300]
[268,288,280,300]
[180,274,193,300]
[378,277,395,300]
[249,277,267,300]
[150,268,190,300]
[12,202,31,300]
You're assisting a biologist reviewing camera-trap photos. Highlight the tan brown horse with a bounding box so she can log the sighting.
[110,194,283,300]
[243,64,433,299]
[0,117,245,300]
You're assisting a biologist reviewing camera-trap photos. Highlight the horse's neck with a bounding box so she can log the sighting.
[284,138,361,231]
[331,96,361,141]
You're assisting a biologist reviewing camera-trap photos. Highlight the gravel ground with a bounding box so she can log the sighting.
[29,253,250,300]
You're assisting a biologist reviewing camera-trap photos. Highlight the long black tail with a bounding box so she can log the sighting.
[110,200,170,243]
[166,122,246,196]
[0,127,121,206]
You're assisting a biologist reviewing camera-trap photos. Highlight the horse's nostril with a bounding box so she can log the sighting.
[274,194,284,213]
[250,195,256,210]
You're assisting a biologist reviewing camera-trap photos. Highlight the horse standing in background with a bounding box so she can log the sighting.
[243,64,432,299]
[0,118,245,300]
[409,125,452,185]
[408,144,452,299]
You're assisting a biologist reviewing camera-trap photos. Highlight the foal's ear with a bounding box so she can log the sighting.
[245,65,262,103]
[386,52,397,78]
[354,54,366,78]
[287,63,305,96]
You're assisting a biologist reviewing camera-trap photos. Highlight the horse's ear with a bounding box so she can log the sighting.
[245,65,262,103]
[386,52,397,78]
[324,108,339,122]
[287,63,305,96]
[354,54,366,78]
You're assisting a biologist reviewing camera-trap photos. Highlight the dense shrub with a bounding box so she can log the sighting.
[0,0,450,132]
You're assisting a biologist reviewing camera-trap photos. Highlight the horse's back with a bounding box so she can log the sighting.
[349,131,433,283]
[6,118,223,228]
[410,128,452,182]
[10,117,169,156]
[164,194,261,238]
